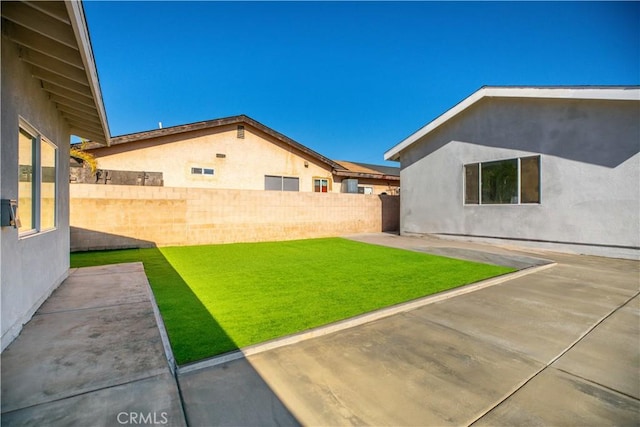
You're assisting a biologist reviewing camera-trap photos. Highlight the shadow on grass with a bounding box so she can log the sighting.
[70,241,301,425]
[71,245,236,364]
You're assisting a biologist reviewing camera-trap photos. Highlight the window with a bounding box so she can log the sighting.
[313,178,329,193]
[464,163,479,204]
[482,159,518,204]
[40,140,57,230]
[464,156,540,205]
[265,175,299,191]
[520,156,540,203]
[191,167,214,176]
[18,128,35,233]
[237,125,245,139]
[18,121,57,235]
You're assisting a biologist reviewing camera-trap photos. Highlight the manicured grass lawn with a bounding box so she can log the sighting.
[70,238,514,364]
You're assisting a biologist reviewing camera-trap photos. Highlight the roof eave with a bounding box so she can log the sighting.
[333,170,400,181]
[92,114,343,171]
[65,1,110,146]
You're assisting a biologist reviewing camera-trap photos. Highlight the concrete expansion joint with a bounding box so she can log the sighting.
[0,370,169,417]
[33,300,150,317]
[551,366,640,402]
[467,289,640,426]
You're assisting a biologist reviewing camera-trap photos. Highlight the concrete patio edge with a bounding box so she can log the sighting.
[178,261,557,375]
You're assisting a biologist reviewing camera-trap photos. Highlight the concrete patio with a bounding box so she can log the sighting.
[1,233,638,426]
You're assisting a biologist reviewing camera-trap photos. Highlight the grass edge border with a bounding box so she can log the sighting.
[177,261,557,375]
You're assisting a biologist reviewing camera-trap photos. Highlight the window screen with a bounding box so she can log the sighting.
[265,175,282,191]
[40,139,56,230]
[283,177,299,191]
[520,156,540,203]
[265,175,299,191]
[464,163,479,204]
[18,128,35,232]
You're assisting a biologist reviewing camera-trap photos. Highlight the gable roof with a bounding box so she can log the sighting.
[384,86,640,161]
[2,1,110,145]
[334,160,400,181]
[83,114,345,171]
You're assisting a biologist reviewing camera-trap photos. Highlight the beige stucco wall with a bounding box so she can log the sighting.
[351,177,400,195]
[1,36,71,350]
[70,185,399,250]
[90,124,339,192]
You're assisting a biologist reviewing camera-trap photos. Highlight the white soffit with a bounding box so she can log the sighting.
[2,1,110,145]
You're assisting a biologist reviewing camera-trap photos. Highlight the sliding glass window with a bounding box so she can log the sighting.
[464,156,540,205]
[18,120,57,236]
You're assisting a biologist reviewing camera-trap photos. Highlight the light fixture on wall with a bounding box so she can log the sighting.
[304,161,309,168]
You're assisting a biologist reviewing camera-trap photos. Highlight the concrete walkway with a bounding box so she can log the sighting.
[0,263,186,426]
[2,234,639,426]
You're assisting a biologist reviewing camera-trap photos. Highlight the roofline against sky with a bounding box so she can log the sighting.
[384,85,640,161]
[87,114,346,171]
[66,0,111,145]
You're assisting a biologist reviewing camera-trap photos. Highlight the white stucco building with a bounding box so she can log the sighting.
[385,86,640,259]
[1,1,110,350]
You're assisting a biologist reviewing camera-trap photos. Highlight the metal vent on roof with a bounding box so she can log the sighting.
[237,125,245,139]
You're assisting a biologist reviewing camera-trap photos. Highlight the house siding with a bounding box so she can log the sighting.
[1,37,71,350]
[399,97,640,259]
[89,124,338,192]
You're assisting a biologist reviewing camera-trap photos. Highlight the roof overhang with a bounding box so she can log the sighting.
[333,170,400,181]
[384,86,640,161]
[2,1,110,145]
[84,114,343,171]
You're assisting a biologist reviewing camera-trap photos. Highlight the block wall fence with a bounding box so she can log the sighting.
[70,184,399,251]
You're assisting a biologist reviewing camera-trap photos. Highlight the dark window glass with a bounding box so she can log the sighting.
[481,159,518,204]
[203,168,214,175]
[464,163,479,204]
[191,167,202,174]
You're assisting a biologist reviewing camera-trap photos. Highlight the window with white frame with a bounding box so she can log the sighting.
[18,120,57,236]
[464,156,540,205]
[313,178,329,193]
[191,167,214,176]
[265,175,299,191]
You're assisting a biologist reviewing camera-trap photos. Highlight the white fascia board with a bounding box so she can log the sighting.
[65,1,110,145]
[384,86,640,161]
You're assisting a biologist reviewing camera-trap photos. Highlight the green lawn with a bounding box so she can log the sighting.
[70,238,514,364]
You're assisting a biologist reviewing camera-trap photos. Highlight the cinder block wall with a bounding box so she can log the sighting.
[70,184,399,251]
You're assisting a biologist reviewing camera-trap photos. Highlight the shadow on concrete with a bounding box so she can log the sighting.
[69,243,300,425]
[70,226,156,252]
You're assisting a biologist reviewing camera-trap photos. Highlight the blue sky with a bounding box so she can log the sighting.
[84,1,639,165]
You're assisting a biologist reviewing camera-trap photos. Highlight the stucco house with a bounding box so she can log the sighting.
[1,1,110,350]
[78,115,400,195]
[385,86,639,259]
